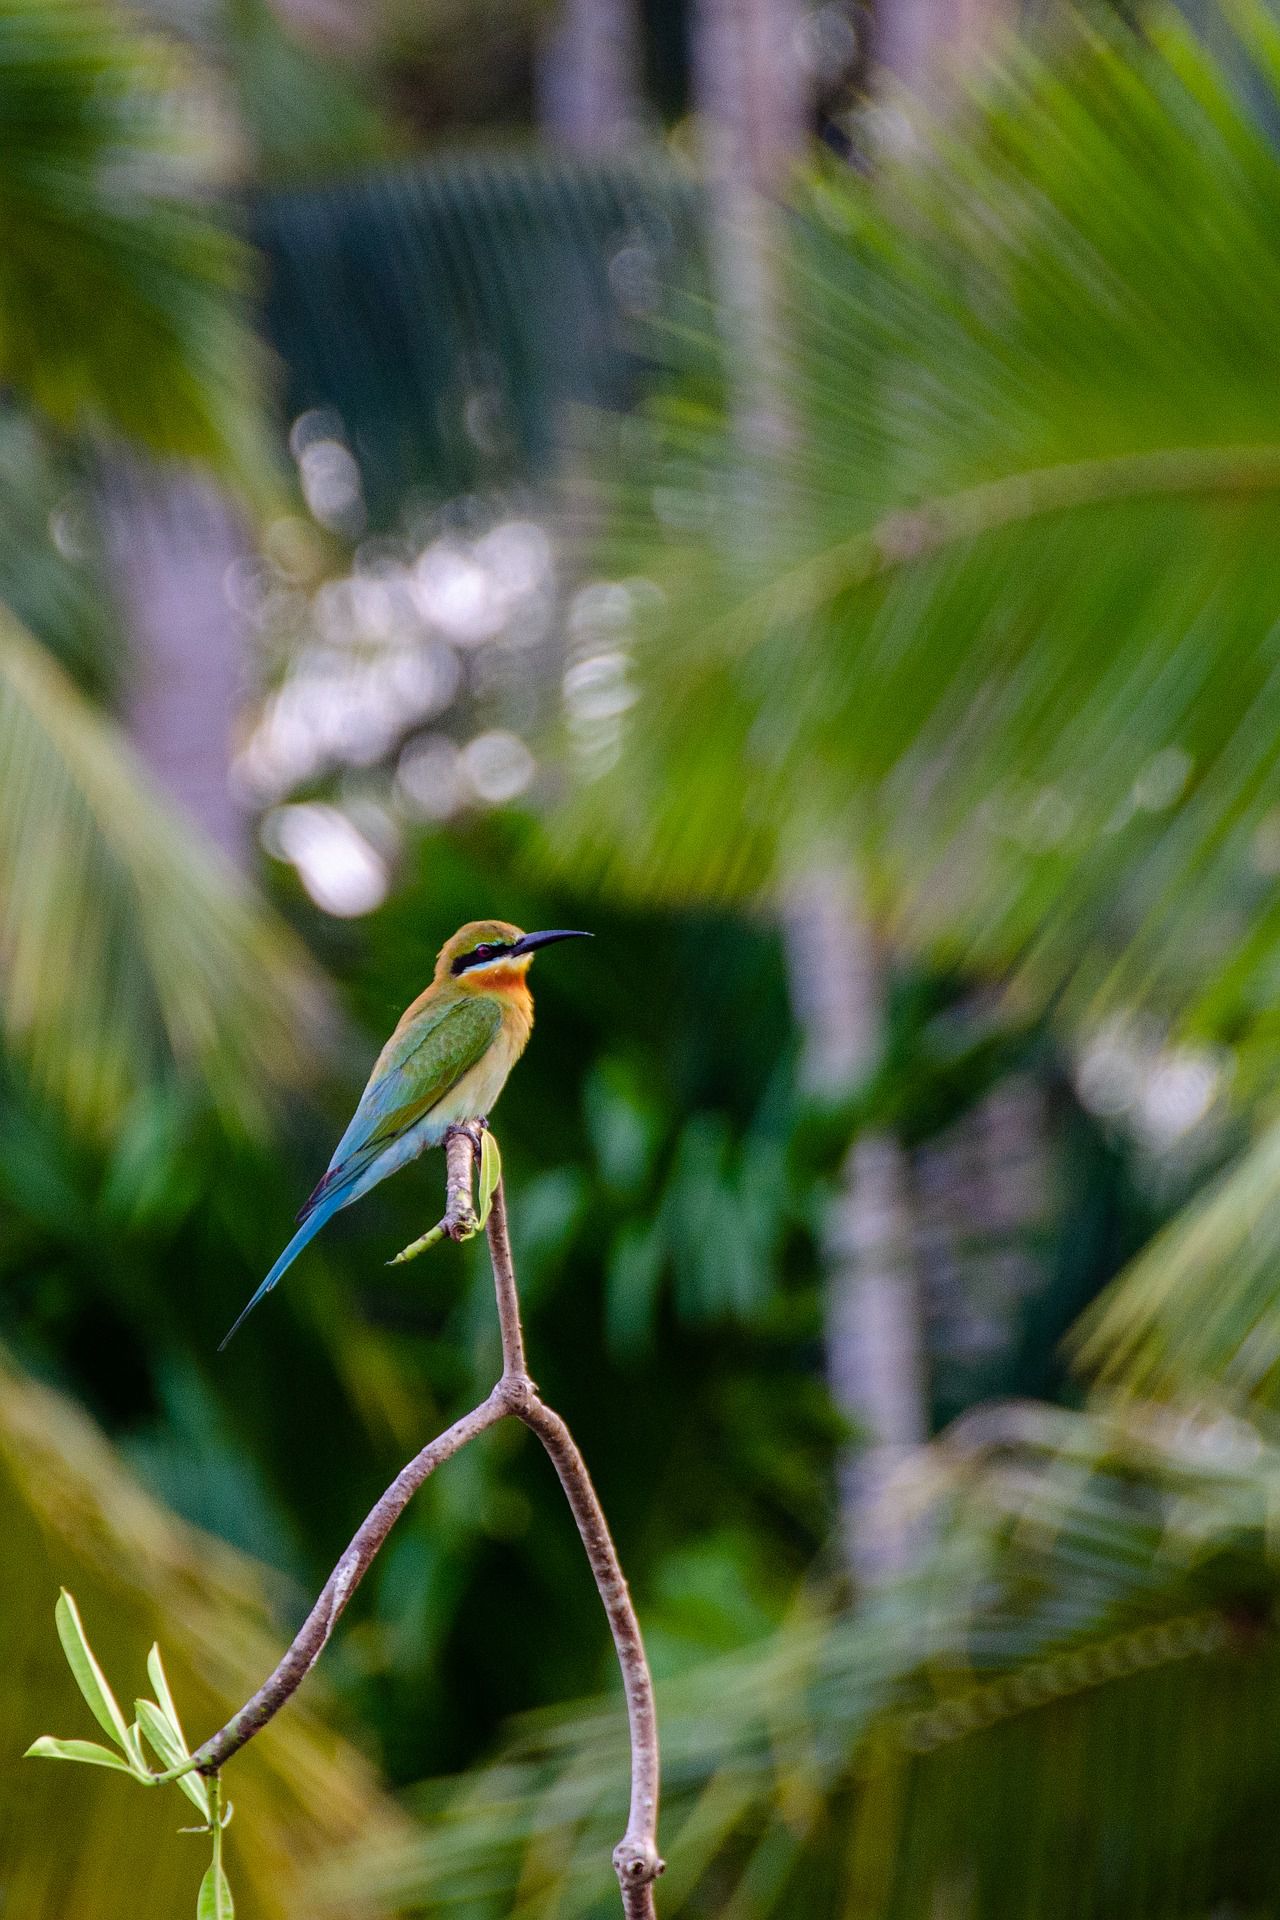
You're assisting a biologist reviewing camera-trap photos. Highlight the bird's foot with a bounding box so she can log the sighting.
[391,1125,493,1264]
[444,1204,480,1243]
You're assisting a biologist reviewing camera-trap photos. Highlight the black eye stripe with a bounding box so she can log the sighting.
[451,940,514,975]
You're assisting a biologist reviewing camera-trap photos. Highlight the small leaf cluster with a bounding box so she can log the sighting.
[27,1591,233,1916]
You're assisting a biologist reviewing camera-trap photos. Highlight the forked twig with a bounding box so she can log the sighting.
[192,1129,664,1915]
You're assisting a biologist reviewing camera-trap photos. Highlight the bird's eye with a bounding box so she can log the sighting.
[451,939,507,976]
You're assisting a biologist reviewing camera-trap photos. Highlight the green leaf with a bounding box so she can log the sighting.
[25,1734,135,1773]
[54,1590,131,1752]
[256,150,701,519]
[197,1860,234,1920]
[175,1767,214,1821]
[477,1129,502,1228]
[136,1699,211,1820]
[1073,1115,1280,1403]
[146,1644,186,1749]
[134,1699,182,1766]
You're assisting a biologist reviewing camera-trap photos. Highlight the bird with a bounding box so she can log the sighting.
[219,920,591,1348]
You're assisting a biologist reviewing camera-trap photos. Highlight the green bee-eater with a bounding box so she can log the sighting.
[220,920,590,1347]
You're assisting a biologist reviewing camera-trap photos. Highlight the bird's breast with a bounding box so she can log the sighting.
[428,986,533,1133]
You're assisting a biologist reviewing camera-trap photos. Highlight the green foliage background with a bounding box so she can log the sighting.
[8,0,1280,1917]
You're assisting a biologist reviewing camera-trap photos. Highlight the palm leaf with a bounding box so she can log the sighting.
[0,0,266,480]
[0,603,329,1136]
[547,2,1280,1077]
[1073,1109,1280,1402]
[0,405,107,688]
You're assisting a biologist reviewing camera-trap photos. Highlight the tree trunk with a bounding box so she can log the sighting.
[536,0,645,149]
[684,0,928,1584]
[876,0,1019,99]
[689,0,809,197]
[692,0,1031,1584]
[784,870,929,1582]
[105,464,250,866]
[689,0,808,464]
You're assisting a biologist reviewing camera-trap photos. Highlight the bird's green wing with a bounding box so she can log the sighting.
[300,994,502,1219]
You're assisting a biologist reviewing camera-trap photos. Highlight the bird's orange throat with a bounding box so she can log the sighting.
[484,967,535,1058]
[477,965,534,1006]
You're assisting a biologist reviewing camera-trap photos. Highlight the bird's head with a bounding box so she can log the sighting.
[434,919,592,989]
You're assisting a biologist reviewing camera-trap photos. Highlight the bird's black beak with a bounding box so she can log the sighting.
[510,928,593,956]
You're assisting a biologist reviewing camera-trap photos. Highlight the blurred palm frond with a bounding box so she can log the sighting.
[0,0,267,480]
[0,408,108,689]
[1075,1111,1280,1404]
[548,1,1280,1078]
[0,1355,409,1919]
[318,1397,1280,1920]
[0,603,329,1137]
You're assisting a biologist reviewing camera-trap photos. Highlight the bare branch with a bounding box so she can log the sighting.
[486,1176,528,1380]
[482,1175,663,1908]
[191,1127,663,1912]
[442,1125,481,1238]
[518,1392,664,1909]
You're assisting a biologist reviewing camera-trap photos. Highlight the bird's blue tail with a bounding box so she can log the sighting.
[218,1190,345,1350]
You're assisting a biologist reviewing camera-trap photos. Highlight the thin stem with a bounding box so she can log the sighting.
[208,1771,230,1914]
[188,1138,663,1914]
